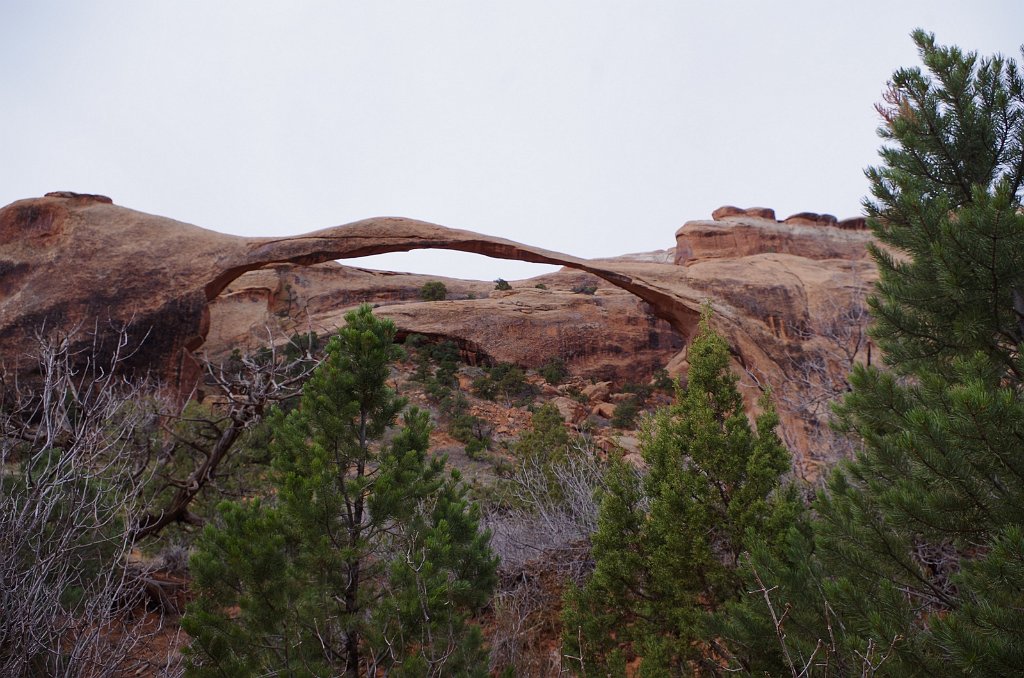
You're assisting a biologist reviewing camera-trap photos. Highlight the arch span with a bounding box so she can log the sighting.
[0,195,778,396]
[221,216,706,335]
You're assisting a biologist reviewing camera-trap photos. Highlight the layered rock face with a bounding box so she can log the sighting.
[672,207,876,472]
[675,208,873,265]
[206,264,683,383]
[0,193,712,390]
[0,194,875,471]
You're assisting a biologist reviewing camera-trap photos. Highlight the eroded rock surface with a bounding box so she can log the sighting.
[206,263,683,383]
[675,214,874,265]
[1,193,708,391]
[1,194,877,470]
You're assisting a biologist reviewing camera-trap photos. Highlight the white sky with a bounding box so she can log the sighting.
[2,1,1021,281]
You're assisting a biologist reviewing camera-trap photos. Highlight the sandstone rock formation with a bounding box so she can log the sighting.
[675,214,874,265]
[783,211,839,226]
[837,216,868,230]
[0,193,705,394]
[206,263,683,383]
[673,207,877,472]
[711,205,777,221]
[1,194,877,471]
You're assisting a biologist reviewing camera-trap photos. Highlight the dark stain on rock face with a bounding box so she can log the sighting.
[0,201,66,246]
[0,260,30,297]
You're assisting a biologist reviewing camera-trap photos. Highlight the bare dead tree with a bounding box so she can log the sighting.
[0,324,164,677]
[485,435,605,573]
[134,329,321,539]
[484,434,609,675]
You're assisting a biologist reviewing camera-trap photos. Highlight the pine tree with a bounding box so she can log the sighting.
[182,305,498,677]
[720,31,1024,675]
[562,307,796,675]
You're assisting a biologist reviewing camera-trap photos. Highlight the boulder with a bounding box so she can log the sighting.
[712,205,777,221]
[711,205,745,220]
[581,381,613,402]
[784,211,838,226]
[615,433,641,455]
[549,396,587,424]
[838,216,868,230]
[743,207,777,220]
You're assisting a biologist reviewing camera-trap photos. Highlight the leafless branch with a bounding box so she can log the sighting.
[0,324,167,676]
[134,328,321,539]
[484,435,608,675]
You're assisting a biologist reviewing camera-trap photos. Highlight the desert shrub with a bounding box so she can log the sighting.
[652,367,674,392]
[511,403,569,465]
[622,381,652,400]
[465,436,488,459]
[409,338,461,392]
[450,411,493,459]
[0,329,165,677]
[494,278,512,291]
[473,362,536,405]
[404,332,426,348]
[571,282,597,295]
[483,436,607,675]
[610,396,642,429]
[564,385,588,404]
[539,357,568,385]
[420,280,447,301]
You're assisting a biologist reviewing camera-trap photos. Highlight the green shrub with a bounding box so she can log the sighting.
[572,282,597,295]
[420,281,447,301]
[652,368,674,392]
[539,357,568,385]
[464,437,487,460]
[622,381,652,400]
[610,396,641,429]
[409,338,461,389]
[565,385,588,404]
[511,403,569,465]
[449,412,492,459]
[473,362,536,405]
[494,278,512,291]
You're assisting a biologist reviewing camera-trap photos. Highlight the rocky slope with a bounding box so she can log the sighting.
[0,193,876,470]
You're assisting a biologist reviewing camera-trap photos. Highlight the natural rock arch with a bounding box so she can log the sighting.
[0,193,786,411]
[2,193,878,470]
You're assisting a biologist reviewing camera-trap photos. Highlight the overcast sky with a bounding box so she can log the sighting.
[2,1,1021,281]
